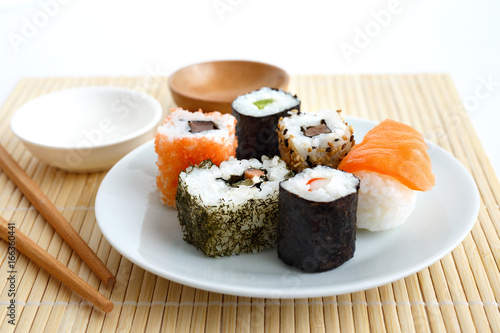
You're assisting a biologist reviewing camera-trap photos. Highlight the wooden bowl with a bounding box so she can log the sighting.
[168,60,289,114]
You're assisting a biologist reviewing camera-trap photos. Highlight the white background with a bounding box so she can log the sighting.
[1,0,499,176]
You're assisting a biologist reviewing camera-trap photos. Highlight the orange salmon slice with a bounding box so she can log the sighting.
[338,119,435,191]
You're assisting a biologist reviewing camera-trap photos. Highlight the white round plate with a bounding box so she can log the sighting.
[95,117,480,298]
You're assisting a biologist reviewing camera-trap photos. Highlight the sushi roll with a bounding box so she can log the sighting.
[277,166,360,272]
[155,108,237,207]
[176,156,292,257]
[232,87,300,160]
[338,119,435,231]
[277,109,354,173]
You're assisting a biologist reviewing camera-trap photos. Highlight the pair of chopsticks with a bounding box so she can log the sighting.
[0,144,114,313]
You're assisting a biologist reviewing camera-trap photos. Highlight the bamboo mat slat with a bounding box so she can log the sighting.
[0,75,499,332]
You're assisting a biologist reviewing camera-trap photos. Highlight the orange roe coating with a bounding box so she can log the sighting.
[338,119,435,192]
[155,109,237,206]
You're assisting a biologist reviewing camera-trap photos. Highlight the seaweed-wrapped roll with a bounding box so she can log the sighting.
[277,165,359,272]
[232,87,300,160]
[277,109,354,173]
[176,156,292,257]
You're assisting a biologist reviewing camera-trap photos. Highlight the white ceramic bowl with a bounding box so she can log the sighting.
[10,87,163,173]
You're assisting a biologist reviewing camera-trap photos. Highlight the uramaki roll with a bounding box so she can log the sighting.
[277,109,354,173]
[155,108,237,206]
[176,156,292,257]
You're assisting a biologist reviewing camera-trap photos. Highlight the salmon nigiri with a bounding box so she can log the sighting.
[338,119,435,231]
[339,119,435,191]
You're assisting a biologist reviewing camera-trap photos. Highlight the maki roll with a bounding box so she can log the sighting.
[277,165,359,272]
[155,108,237,207]
[277,109,354,173]
[176,156,292,257]
[232,87,300,160]
[339,119,435,231]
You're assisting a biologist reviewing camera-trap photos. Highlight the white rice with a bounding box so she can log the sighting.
[354,171,417,231]
[180,156,290,206]
[157,108,235,143]
[280,165,359,202]
[232,87,299,117]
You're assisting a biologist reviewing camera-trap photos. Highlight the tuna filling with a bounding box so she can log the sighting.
[302,120,331,137]
[189,120,218,133]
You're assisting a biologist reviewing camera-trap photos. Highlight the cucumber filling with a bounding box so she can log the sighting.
[253,98,275,110]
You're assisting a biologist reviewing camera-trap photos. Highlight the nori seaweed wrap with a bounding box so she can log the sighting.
[232,87,300,160]
[277,166,359,272]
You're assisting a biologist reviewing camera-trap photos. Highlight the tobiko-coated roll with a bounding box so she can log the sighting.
[277,165,359,272]
[176,156,292,257]
[277,109,354,173]
[155,108,237,207]
[232,87,300,160]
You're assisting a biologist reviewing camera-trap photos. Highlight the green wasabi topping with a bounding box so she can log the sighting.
[253,98,275,109]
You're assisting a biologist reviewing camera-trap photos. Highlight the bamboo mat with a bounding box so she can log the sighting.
[0,75,499,332]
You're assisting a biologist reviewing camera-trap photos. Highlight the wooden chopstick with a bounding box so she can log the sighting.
[0,216,113,312]
[0,144,116,287]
